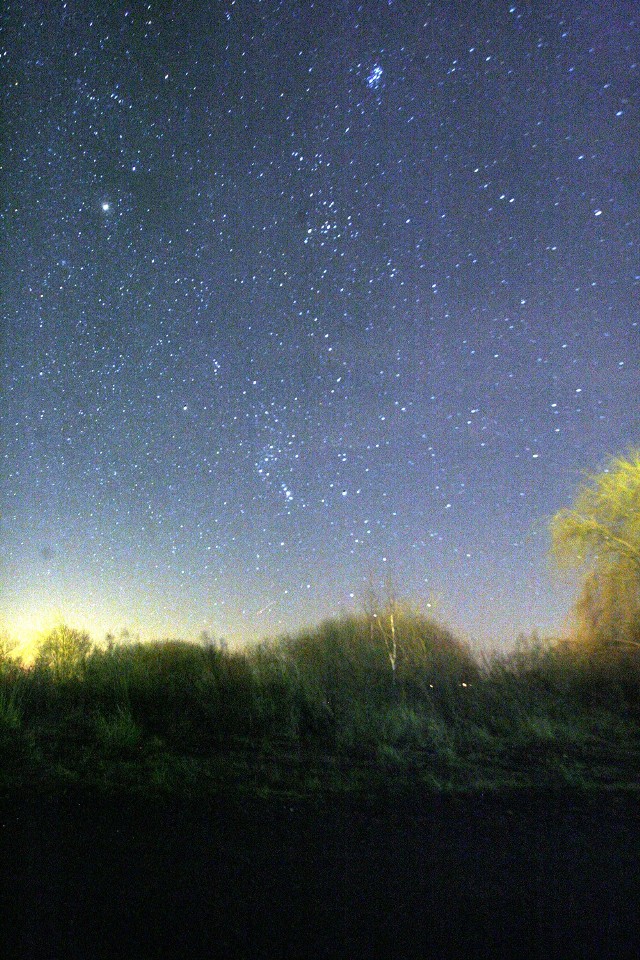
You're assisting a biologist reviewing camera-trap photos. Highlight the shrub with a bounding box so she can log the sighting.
[276,611,477,711]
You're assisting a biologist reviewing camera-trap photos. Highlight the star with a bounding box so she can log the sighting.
[2,0,635,649]
[367,64,383,90]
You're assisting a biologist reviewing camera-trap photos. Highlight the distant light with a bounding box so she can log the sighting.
[101,202,110,211]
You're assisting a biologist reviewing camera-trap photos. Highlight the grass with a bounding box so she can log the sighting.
[1,611,640,800]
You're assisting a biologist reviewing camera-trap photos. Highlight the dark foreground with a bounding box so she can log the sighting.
[1,789,639,960]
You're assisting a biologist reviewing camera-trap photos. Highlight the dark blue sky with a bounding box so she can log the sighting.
[2,0,638,648]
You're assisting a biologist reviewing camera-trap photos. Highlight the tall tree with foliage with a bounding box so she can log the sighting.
[549,449,640,648]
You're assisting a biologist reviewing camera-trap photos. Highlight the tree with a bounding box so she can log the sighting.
[364,584,400,682]
[549,448,640,648]
[363,579,474,684]
[35,624,93,680]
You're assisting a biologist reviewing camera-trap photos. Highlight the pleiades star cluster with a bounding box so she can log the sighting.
[1,1,638,647]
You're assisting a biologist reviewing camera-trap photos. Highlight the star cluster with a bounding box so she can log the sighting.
[2,1,638,647]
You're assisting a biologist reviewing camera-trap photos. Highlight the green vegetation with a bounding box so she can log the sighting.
[2,448,638,801]
[1,606,639,801]
[550,447,640,650]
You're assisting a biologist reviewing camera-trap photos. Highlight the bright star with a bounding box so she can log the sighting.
[101,202,110,212]
[367,64,383,89]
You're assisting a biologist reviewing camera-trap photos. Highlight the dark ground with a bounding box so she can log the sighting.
[1,790,639,960]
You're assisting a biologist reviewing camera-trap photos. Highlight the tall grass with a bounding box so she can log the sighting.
[2,611,640,796]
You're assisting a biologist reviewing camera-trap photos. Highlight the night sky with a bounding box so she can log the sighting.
[2,1,638,649]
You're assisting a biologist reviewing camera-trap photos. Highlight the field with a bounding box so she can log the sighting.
[2,612,640,957]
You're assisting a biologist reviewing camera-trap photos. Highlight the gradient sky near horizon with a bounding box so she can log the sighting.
[1,0,638,648]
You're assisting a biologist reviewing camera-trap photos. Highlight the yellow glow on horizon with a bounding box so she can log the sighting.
[3,607,99,665]
[6,609,56,665]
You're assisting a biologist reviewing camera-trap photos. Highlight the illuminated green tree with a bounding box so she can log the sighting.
[35,624,93,680]
[550,449,640,648]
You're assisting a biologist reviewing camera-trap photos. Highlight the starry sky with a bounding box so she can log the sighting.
[2,0,638,649]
